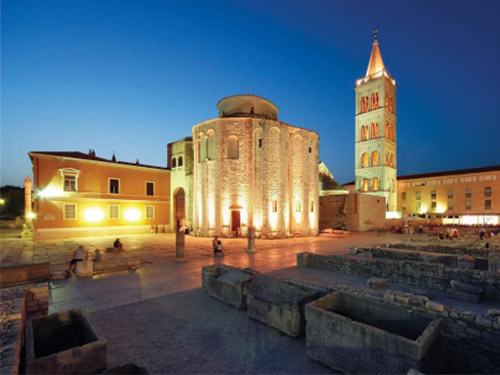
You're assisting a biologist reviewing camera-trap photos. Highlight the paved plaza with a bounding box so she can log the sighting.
[2,232,499,373]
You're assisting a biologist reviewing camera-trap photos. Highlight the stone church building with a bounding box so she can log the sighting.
[170,95,319,238]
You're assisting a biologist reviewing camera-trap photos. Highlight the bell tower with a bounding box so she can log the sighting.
[354,30,397,211]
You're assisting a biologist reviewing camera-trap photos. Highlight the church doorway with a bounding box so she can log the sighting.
[231,210,241,237]
[174,188,185,231]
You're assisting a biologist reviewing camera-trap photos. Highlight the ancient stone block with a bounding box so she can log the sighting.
[450,280,483,294]
[425,301,444,312]
[0,263,51,288]
[245,274,323,337]
[487,309,500,318]
[447,288,481,303]
[25,309,107,374]
[306,292,441,374]
[489,251,500,273]
[367,277,387,288]
[207,268,253,309]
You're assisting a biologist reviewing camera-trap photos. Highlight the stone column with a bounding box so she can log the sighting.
[24,176,32,222]
[246,226,256,253]
[175,229,186,262]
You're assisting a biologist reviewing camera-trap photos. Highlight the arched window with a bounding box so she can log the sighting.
[362,178,369,192]
[361,153,368,168]
[207,129,215,160]
[227,136,239,159]
[371,151,378,166]
[250,106,254,115]
[361,126,367,141]
[172,157,177,168]
[371,123,376,138]
[178,156,183,167]
[373,178,379,191]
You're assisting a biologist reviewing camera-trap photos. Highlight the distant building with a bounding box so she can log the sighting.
[354,31,397,211]
[344,165,500,225]
[29,151,170,238]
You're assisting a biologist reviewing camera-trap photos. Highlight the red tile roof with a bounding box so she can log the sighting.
[29,151,169,171]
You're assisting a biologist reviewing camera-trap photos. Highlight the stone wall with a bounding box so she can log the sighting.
[297,252,500,300]
[1,282,49,375]
[319,193,386,232]
[390,241,494,258]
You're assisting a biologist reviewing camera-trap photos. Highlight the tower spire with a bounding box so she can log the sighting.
[366,29,385,77]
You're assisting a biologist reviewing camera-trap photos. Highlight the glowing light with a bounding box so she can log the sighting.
[39,187,61,198]
[27,212,36,219]
[254,212,263,231]
[436,206,446,214]
[124,208,141,222]
[385,211,402,219]
[308,212,315,228]
[0,198,5,205]
[419,205,428,215]
[83,207,105,222]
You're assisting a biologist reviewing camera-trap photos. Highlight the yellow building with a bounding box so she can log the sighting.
[397,165,500,225]
[29,151,170,238]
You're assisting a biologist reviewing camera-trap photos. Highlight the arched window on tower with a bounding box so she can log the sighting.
[361,153,368,168]
[172,157,177,168]
[371,151,378,166]
[207,129,215,160]
[250,106,255,115]
[178,156,183,167]
[362,178,369,192]
[373,178,379,191]
[227,136,239,159]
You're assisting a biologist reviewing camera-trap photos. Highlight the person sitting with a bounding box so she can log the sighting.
[68,245,88,272]
[93,249,102,262]
[212,236,218,253]
[214,240,224,256]
[113,238,123,251]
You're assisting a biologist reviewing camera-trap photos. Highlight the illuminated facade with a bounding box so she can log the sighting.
[355,32,397,211]
[192,95,319,238]
[29,151,170,238]
[397,165,500,225]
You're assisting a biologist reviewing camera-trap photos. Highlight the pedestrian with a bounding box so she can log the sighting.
[68,245,88,272]
[479,226,486,240]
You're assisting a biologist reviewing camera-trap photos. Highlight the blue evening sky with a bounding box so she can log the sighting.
[2,0,500,186]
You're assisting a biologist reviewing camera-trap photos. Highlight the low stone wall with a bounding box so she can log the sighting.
[297,253,500,301]
[354,247,459,267]
[0,282,49,375]
[0,263,51,288]
[390,241,493,258]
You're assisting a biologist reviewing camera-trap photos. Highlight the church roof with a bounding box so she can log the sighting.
[366,32,386,77]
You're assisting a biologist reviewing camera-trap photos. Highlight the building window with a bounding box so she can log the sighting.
[309,147,312,153]
[361,153,368,168]
[362,178,369,192]
[310,200,314,212]
[146,182,154,196]
[448,190,454,199]
[146,205,155,219]
[401,192,406,201]
[371,151,378,166]
[272,200,278,213]
[178,156,183,167]
[485,187,492,197]
[465,200,472,210]
[465,188,472,199]
[258,139,263,148]
[109,204,120,219]
[485,200,491,210]
[172,158,177,168]
[416,191,421,200]
[448,200,454,211]
[416,201,421,211]
[63,204,77,220]
[431,201,437,210]
[431,190,436,200]
[250,106,254,115]
[63,175,77,192]
[227,136,239,159]
[372,178,379,191]
[401,203,406,212]
[109,179,120,194]
[295,201,301,213]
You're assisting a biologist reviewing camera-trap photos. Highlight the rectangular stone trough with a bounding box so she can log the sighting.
[245,274,324,337]
[305,292,441,374]
[207,267,253,309]
[26,309,107,374]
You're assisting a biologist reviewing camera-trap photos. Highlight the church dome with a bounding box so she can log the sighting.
[217,95,278,120]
